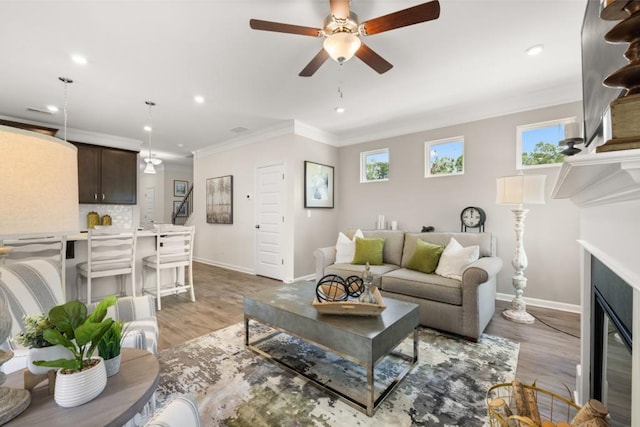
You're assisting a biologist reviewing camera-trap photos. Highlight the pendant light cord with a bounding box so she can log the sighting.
[59,77,73,141]
[146,101,156,160]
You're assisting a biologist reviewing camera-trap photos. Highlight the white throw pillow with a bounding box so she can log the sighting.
[335,229,364,264]
[435,237,480,280]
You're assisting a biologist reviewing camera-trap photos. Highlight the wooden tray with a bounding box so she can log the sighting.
[312,286,386,316]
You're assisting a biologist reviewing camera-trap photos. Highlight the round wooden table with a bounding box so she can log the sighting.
[3,348,159,427]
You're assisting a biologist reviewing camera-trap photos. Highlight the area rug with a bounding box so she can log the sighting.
[156,322,519,426]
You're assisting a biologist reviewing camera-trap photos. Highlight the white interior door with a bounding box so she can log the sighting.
[255,163,285,280]
[143,187,155,226]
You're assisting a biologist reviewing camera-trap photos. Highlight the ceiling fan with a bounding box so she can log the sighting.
[249,0,440,77]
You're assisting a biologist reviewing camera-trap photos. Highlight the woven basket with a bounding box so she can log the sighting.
[486,383,581,426]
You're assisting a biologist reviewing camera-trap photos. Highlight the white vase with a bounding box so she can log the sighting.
[103,354,121,377]
[27,345,74,375]
[54,357,107,408]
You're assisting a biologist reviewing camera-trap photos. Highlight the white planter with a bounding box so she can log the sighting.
[27,345,74,375]
[103,354,121,377]
[54,357,107,408]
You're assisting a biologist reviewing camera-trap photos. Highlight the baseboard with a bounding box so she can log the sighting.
[193,257,255,276]
[293,274,315,283]
[496,292,581,313]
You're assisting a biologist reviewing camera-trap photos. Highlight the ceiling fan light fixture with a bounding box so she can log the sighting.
[323,31,361,63]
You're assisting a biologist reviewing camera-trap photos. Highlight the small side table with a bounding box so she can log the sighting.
[3,348,159,427]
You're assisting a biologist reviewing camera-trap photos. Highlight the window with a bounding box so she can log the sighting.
[360,148,389,183]
[517,117,576,169]
[425,136,464,178]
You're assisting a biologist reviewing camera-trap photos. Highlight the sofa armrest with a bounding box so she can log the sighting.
[462,256,503,286]
[313,246,337,283]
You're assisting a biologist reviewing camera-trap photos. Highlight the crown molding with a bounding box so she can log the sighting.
[194,120,339,159]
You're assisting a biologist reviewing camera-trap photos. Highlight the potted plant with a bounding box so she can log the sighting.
[97,320,124,377]
[15,313,73,375]
[32,295,117,407]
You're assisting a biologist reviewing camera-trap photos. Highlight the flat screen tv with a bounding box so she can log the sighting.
[581,0,627,146]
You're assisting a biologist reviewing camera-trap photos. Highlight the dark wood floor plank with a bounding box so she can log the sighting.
[157,262,581,399]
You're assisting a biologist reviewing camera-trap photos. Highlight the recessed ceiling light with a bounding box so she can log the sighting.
[177,143,184,147]
[525,44,544,56]
[46,105,59,113]
[194,95,205,104]
[144,125,152,132]
[71,54,88,65]
[335,107,345,114]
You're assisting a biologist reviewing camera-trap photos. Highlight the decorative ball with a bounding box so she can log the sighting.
[345,275,364,297]
[316,275,348,302]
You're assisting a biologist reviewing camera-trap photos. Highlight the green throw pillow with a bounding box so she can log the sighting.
[352,237,385,265]
[406,239,445,274]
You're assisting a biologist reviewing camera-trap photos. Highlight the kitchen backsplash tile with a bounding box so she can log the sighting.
[79,204,133,230]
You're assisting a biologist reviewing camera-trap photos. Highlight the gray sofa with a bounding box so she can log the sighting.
[313,230,502,340]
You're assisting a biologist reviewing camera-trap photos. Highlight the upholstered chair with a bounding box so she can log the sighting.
[0,259,158,374]
[145,395,201,427]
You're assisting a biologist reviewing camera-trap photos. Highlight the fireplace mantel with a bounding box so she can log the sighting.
[555,149,640,425]
[551,149,640,207]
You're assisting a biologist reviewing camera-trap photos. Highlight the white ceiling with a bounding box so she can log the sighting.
[0,0,587,165]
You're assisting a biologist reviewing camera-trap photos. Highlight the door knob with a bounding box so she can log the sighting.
[255,225,260,229]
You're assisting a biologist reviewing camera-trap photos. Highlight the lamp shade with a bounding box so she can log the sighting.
[323,32,361,63]
[496,174,546,206]
[0,125,79,238]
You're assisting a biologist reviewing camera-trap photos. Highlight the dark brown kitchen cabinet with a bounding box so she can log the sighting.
[73,142,137,204]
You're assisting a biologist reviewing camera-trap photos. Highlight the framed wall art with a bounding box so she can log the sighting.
[174,180,188,197]
[173,200,188,217]
[206,175,233,224]
[304,161,334,208]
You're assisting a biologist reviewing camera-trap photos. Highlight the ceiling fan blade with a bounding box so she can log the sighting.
[355,43,393,74]
[361,0,440,36]
[299,49,330,77]
[249,19,321,37]
[329,0,350,19]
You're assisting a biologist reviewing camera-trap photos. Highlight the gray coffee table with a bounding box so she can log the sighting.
[244,281,419,416]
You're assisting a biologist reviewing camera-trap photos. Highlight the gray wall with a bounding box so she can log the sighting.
[190,102,582,306]
[337,101,582,306]
[192,132,338,281]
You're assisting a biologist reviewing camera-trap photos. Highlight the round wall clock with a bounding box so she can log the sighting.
[460,206,486,232]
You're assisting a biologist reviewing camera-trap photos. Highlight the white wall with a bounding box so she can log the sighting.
[337,101,582,306]
[192,132,338,281]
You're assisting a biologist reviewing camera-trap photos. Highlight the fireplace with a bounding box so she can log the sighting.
[590,256,632,427]
[551,146,640,426]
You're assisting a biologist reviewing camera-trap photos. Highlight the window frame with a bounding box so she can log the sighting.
[360,148,390,183]
[516,117,576,170]
[424,136,465,178]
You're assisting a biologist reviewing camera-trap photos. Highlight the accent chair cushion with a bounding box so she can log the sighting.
[352,237,385,265]
[406,239,445,274]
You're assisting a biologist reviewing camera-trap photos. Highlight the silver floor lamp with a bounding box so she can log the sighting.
[496,173,546,324]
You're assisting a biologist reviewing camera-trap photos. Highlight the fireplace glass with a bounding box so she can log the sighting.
[591,256,632,427]
[601,315,631,427]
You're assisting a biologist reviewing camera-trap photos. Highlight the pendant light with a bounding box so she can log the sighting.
[143,101,161,174]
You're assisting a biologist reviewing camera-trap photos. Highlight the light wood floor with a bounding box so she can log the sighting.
[157,262,581,398]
